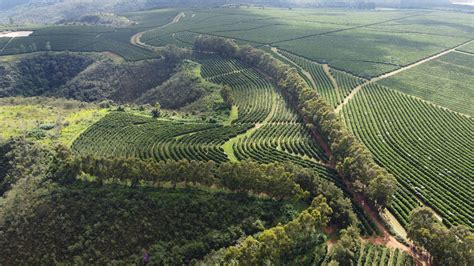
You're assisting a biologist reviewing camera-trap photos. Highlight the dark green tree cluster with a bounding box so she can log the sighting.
[0,140,301,264]
[0,53,93,97]
[327,225,361,265]
[0,138,51,196]
[407,207,473,265]
[194,36,397,209]
[138,61,221,109]
[199,195,332,264]
[0,53,177,103]
[220,85,234,109]
[158,45,192,65]
[75,157,307,201]
[284,163,358,228]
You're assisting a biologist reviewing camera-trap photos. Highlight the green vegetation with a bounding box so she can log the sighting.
[0,9,181,61]
[458,41,474,54]
[342,84,473,229]
[62,56,175,103]
[0,52,177,103]
[195,36,398,211]
[201,195,331,264]
[142,8,473,77]
[138,61,225,112]
[353,242,415,266]
[379,51,474,116]
[278,49,366,108]
[1,5,473,265]
[0,138,364,264]
[407,207,473,265]
[2,183,296,264]
[0,97,108,145]
[73,112,245,163]
[58,14,135,27]
[0,26,157,61]
[0,53,93,97]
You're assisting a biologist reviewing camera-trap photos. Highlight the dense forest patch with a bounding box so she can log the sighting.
[0,52,180,103]
[0,182,298,264]
[0,53,93,97]
[138,61,225,112]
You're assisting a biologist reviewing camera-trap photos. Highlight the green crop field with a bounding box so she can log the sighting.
[277,49,366,107]
[458,41,474,54]
[2,4,473,264]
[354,242,415,266]
[73,53,335,179]
[0,9,181,61]
[378,51,474,116]
[0,26,156,61]
[341,84,473,228]
[142,8,473,78]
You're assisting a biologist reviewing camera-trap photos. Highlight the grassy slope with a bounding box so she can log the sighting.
[0,98,108,146]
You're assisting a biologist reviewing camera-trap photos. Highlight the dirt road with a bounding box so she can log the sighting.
[130,12,185,49]
[334,39,473,113]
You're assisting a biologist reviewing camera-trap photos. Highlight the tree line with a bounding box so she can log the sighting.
[407,207,473,265]
[43,143,359,229]
[194,35,397,210]
[199,195,332,264]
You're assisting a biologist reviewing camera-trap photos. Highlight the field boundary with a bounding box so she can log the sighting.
[270,14,421,45]
[0,37,13,54]
[270,46,318,89]
[334,39,474,114]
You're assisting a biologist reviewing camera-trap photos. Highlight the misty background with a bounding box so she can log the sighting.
[0,0,472,24]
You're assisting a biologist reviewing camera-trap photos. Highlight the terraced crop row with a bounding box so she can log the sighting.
[234,123,327,162]
[279,50,365,107]
[355,242,415,266]
[197,55,250,79]
[342,84,473,228]
[72,112,250,163]
[199,54,298,123]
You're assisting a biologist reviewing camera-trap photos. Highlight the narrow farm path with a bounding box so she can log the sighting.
[270,47,318,89]
[353,194,428,265]
[323,64,339,92]
[334,39,474,114]
[221,91,278,162]
[130,12,185,50]
[270,47,335,163]
[334,83,364,113]
[454,49,474,56]
[323,64,344,105]
[0,37,13,54]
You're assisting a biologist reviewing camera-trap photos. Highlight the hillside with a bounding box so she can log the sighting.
[0,4,472,265]
[0,0,458,24]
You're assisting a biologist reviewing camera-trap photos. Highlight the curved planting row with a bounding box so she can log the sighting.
[173,31,199,47]
[355,242,415,266]
[243,123,327,161]
[72,112,248,163]
[279,50,338,106]
[330,68,366,99]
[197,55,250,80]
[211,69,274,123]
[279,50,366,108]
[342,83,473,228]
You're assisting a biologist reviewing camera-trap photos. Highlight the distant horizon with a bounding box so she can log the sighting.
[451,0,474,4]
